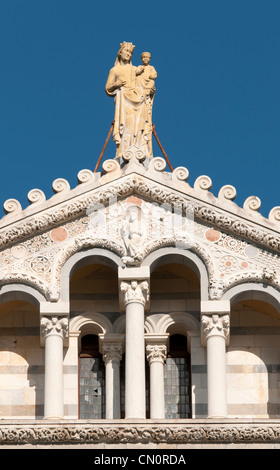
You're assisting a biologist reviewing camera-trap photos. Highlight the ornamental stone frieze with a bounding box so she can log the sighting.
[1,420,280,446]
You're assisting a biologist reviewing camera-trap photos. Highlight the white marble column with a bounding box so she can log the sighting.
[146,341,167,419]
[101,341,123,419]
[201,311,230,418]
[120,280,149,419]
[40,316,68,419]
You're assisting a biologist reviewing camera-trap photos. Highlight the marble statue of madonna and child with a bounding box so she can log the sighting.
[105,42,157,159]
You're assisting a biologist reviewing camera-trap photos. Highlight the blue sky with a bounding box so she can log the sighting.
[0,1,279,219]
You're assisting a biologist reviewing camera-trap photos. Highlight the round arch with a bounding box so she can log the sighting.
[156,312,200,336]
[142,247,209,300]
[0,283,46,310]
[60,248,122,302]
[70,312,113,353]
[69,312,113,336]
[222,282,280,313]
[112,314,126,334]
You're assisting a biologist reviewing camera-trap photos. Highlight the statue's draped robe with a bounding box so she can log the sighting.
[106,63,150,158]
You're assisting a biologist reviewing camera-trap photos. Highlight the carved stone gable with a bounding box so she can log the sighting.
[0,156,279,302]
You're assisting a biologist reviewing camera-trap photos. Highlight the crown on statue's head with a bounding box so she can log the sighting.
[120,41,135,53]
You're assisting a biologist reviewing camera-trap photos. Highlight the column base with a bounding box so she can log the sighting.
[207,415,228,419]
[125,416,146,420]
[43,416,65,420]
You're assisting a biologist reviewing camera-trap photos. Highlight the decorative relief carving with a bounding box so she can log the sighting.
[194,175,212,192]
[1,422,280,445]
[52,178,71,194]
[123,145,146,163]
[146,344,167,364]
[40,316,69,338]
[1,173,280,262]
[201,314,230,343]
[172,166,189,183]
[218,255,238,274]
[148,156,166,172]
[10,244,28,259]
[102,159,121,173]
[243,195,261,214]
[217,235,247,254]
[0,271,50,297]
[27,189,46,205]
[263,266,277,281]
[3,198,22,216]
[102,343,123,364]
[120,280,149,306]
[0,175,279,302]
[30,255,51,274]
[0,217,89,296]
[209,280,225,300]
[218,185,237,202]
[197,221,280,297]
[121,204,145,266]
[269,206,280,225]
[77,169,94,185]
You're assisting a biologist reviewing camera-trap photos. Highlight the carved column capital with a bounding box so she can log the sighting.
[146,344,167,365]
[120,280,149,306]
[40,316,69,339]
[102,343,123,365]
[201,313,230,345]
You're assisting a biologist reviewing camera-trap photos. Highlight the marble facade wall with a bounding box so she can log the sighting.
[0,154,280,448]
[0,268,280,420]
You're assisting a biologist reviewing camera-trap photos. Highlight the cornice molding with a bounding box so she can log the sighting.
[1,166,280,259]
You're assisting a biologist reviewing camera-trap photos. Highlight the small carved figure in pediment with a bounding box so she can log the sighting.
[121,205,145,266]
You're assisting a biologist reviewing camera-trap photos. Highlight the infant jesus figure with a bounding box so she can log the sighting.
[137,52,158,157]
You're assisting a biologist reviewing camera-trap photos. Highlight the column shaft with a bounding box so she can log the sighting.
[105,359,121,419]
[146,341,167,419]
[149,360,165,418]
[202,312,229,419]
[41,316,68,419]
[207,334,227,418]
[44,332,64,418]
[101,341,123,420]
[125,301,146,419]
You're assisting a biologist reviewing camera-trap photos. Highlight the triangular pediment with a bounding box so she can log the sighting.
[0,152,279,302]
[1,153,280,252]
